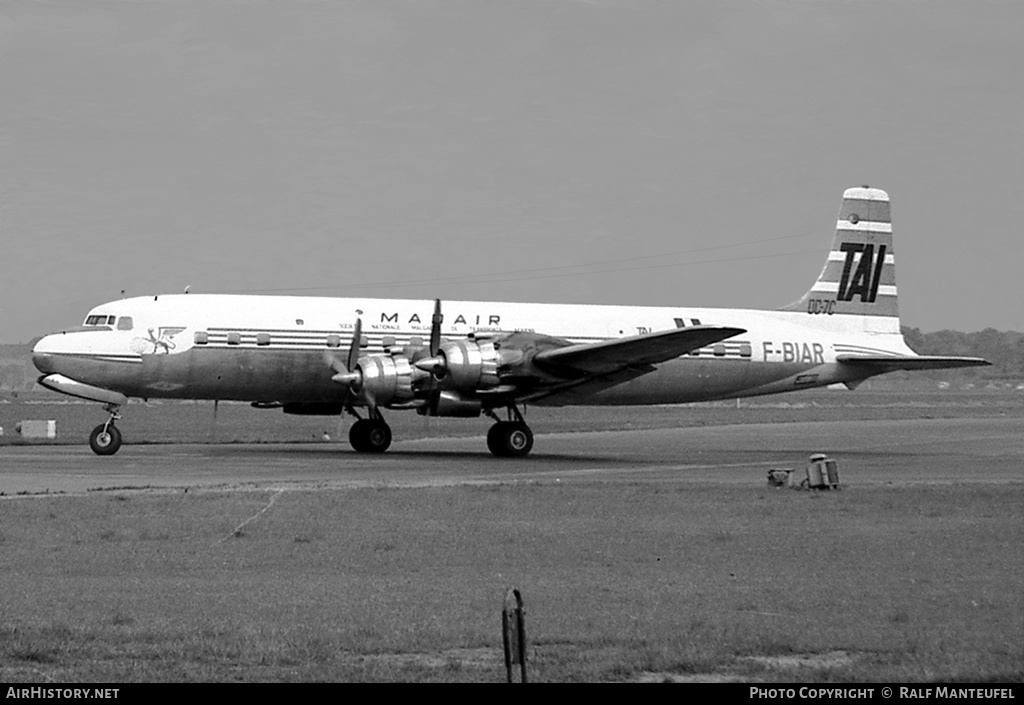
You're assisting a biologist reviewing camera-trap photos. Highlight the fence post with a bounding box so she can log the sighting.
[502,587,527,683]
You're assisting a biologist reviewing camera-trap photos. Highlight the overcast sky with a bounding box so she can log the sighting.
[2,0,1022,343]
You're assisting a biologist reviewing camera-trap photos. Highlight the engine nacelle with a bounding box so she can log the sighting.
[357,354,417,406]
[437,339,502,389]
[419,390,482,418]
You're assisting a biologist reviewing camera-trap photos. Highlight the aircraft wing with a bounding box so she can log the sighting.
[532,325,746,376]
[836,354,991,372]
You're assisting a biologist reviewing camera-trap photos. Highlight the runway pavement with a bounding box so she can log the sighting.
[2,417,1021,496]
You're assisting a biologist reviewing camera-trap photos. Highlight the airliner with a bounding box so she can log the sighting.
[32,186,989,457]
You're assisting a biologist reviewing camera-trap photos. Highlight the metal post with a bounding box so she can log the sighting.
[502,587,527,683]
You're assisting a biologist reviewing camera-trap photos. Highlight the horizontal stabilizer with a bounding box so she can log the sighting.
[534,325,746,375]
[836,354,991,372]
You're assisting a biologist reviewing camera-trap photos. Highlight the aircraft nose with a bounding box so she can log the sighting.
[32,335,61,374]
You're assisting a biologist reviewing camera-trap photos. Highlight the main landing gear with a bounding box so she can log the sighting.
[89,404,123,456]
[344,404,534,457]
[485,405,534,458]
[347,407,392,453]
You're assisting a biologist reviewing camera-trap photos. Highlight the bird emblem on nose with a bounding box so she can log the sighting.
[130,327,185,355]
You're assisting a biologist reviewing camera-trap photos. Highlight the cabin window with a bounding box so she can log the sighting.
[326,334,341,348]
[713,344,726,357]
[256,333,271,346]
[194,331,209,345]
[117,317,134,331]
[382,336,396,348]
[227,332,241,345]
[408,336,423,348]
[739,343,752,358]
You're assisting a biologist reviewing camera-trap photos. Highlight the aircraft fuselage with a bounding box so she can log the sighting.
[32,294,905,407]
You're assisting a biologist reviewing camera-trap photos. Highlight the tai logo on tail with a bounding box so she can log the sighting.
[782,186,898,318]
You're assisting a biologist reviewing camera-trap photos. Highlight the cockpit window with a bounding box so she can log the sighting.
[116,316,134,331]
[84,314,116,326]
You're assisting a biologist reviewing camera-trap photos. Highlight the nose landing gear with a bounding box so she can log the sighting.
[89,404,123,456]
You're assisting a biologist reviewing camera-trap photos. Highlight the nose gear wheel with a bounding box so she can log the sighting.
[89,404,123,456]
[89,423,122,455]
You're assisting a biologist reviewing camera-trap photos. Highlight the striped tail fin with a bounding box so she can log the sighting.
[782,186,898,319]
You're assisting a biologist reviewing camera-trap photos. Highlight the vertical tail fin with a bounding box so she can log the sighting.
[781,186,898,319]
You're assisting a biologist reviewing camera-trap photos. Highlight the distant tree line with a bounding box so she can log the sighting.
[902,327,1024,379]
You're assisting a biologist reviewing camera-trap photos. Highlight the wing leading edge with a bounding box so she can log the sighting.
[533,325,746,376]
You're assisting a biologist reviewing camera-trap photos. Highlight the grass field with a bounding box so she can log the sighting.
[1,390,1022,682]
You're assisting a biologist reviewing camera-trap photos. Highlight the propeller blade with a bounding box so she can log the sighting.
[429,299,442,357]
[325,320,365,391]
[322,350,346,374]
[347,318,363,372]
[362,388,377,412]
